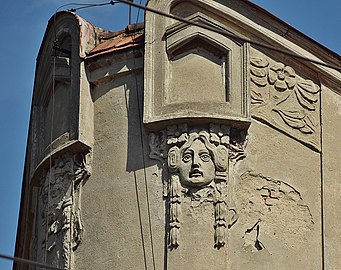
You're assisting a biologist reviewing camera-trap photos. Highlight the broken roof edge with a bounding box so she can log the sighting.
[86,33,144,59]
[38,11,145,60]
[98,21,145,40]
[39,2,340,67]
[87,22,145,59]
[36,11,97,63]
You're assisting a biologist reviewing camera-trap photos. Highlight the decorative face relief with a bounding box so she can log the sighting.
[179,139,215,187]
[149,124,245,250]
[250,55,321,151]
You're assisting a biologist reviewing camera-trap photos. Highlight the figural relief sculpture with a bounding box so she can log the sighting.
[250,56,321,150]
[36,151,91,269]
[149,124,245,249]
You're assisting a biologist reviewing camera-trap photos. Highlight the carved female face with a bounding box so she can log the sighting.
[178,139,215,187]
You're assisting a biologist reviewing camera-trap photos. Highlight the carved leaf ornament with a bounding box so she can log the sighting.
[38,152,91,269]
[250,57,320,149]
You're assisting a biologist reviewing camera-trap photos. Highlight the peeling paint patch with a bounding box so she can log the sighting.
[236,172,314,250]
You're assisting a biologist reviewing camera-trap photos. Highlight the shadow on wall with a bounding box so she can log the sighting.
[88,57,155,173]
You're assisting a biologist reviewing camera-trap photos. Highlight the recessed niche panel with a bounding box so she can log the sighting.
[43,81,71,151]
[144,5,250,130]
[168,46,228,104]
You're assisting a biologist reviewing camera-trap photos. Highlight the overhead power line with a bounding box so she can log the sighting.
[56,1,118,12]
[0,253,63,270]
[115,0,341,72]
[10,1,339,268]
[131,1,157,269]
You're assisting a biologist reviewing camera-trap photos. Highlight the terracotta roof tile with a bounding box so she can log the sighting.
[98,22,144,40]
[87,30,144,58]
[87,22,145,59]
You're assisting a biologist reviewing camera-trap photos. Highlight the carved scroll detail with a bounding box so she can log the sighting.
[37,151,91,269]
[250,57,321,150]
[149,124,244,249]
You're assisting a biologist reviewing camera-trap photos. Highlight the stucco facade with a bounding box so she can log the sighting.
[15,1,341,269]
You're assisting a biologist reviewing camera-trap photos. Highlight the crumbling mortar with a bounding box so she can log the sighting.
[237,171,315,250]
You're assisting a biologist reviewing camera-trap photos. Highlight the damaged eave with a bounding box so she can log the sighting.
[84,33,144,85]
[86,32,144,59]
[86,22,145,59]
[36,11,96,63]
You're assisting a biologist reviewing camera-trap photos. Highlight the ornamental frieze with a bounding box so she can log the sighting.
[250,56,321,151]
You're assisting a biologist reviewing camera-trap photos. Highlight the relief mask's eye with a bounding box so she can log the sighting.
[200,153,211,162]
[182,153,192,163]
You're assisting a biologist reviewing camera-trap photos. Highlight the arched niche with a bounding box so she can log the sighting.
[165,31,232,104]
[36,31,73,158]
[143,7,250,130]
[29,12,95,179]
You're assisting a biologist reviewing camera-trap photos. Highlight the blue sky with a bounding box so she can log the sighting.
[0,1,339,269]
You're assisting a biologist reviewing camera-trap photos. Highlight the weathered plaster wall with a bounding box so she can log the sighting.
[142,0,329,268]
[15,2,341,270]
[75,64,165,269]
[229,120,321,269]
[322,85,341,270]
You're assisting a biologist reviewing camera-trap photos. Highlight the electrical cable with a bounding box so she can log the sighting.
[318,73,325,269]
[130,1,156,269]
[121,4,148,269]
[44,45,57,267]
[12,1,339,268]
[115,0,341,72]
[68,1,119,12]
[133,171,149,270]
[0,253,63,270]
[55,1,118,13]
